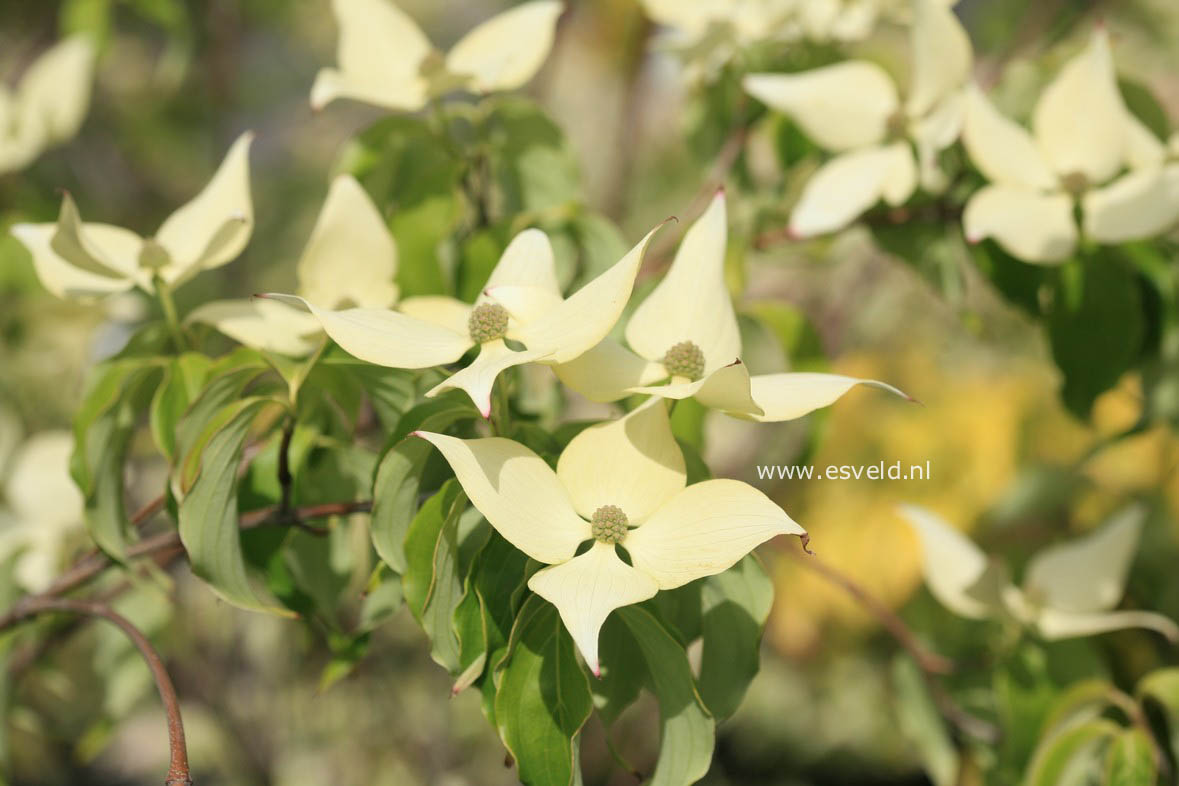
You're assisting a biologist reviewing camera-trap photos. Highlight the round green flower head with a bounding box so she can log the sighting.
[590,504,628,545]
[468,302,509,343]
[662,340,705,381]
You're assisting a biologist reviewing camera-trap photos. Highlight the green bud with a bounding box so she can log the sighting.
[468,303,509,343]
[590,504,628,545]
[662,340,705,381]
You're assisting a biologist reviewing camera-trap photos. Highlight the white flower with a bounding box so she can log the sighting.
[311,0,563,112]
[266,224,663,416]
[0,35,96,174]
[11,132,254,299]
[0,432,84,593]
[742,0,973,236]
[961,28,1179,263]
[187,174,396,356]
[417,400,804,673]
[553,190,908,419]
[901,504,1179,641]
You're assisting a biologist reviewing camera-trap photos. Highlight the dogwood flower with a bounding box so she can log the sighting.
[311,0,562,112]
[0,35,96,174]
[417,400,805,673]
[742,0,972,236]
[11,132,254,299]
[554,190,907,420]
[265,223,662,416]
[188,174,396,356]
[0,432,84,593]
[901,504,1179,641]
[961,28,1179,263]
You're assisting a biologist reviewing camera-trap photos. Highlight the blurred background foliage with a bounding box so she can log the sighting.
[4,0,1179,784]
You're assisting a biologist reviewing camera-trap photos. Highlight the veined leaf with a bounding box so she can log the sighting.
[1103,728,1156,786]
[71,358,162,559]
[698,554,773,719]
[495,594,593,786]
[402,480,485,672]
[1137,668,1179,764]
[619,606,716,786]
[1024,718,1120,786]
[370,391,480,572]
[150,352,212,463]
[177,396,290,615]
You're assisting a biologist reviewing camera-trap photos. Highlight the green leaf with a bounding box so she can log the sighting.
[698,555,773,719]
[172,349,273,488]
[342,116,465,297]
[618,606,716,786]
[1024,719,1119,786]
[150,353,212,463]
[483,97,581,215]
[71,359,162,559]
[358,566,404,632]
[454,531,532,695]
[402,480,488,672]
[1047,257,1145,418]
[1103,728,1156,786]
[1137,668,1179,763]
[370,391,481,572]
[495,595,593,786]
[1038,679,1118,740]
[177,397,291,615]
[892,655,958,786]
[592,614,646,725]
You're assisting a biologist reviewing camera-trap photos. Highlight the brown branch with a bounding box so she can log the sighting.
[786,543,1000,743]
[4,597,192,785]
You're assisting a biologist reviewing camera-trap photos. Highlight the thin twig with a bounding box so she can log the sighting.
[785,543,1001,743]
[785,544,953,675]
[4,597,192,785]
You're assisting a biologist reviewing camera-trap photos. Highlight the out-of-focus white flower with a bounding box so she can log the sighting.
[554,190,908,419]
[188,174,395,356]
[901,504,1179,641]
[641,0,957,80]
[11,132,254,299]
[961,28,1179,263]
[311,0,563,112]
[0,35,96,175]
[418,400,805,674]
[266,224,663,416]
[0,431,84,592]
[743,0,972,237]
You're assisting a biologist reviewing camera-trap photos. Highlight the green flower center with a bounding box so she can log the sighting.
[662,340,705,381]
[1060,171,1089,195]
[468,303,509,343]
[590,504,628,545]
[886,109,909,140]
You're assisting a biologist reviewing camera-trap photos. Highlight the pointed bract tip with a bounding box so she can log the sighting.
[965,233,981,245]
[800,533,814,556]
[715,184,726,196]
[724,358,744,368]
[785,225,804,242]
[906,395,925,407]
[409,430,426,439]
[662,215,679,226]
[591,665,602,678]
[252,293,270,300]
[479,405,493,419]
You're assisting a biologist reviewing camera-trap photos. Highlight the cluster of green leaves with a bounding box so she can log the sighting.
[10,95,799,786]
